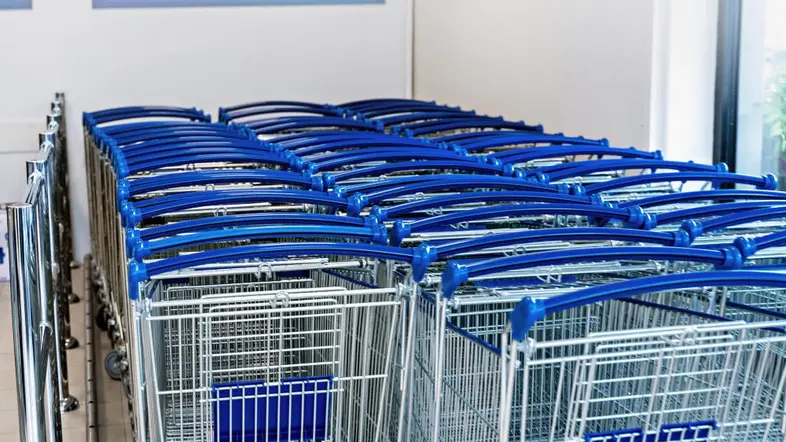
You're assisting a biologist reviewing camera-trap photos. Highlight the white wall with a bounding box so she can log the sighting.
[0,0,411,258]
[414,0,656,149]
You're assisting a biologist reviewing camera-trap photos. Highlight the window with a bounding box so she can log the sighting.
[94,0,382,8]
[733,0,786,185]
[0,0,31,9]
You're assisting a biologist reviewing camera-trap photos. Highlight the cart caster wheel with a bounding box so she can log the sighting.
[105,351,123,381]
[69,293,80,304]
[95,306,108,331]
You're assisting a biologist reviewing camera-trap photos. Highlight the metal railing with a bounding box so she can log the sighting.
[8,93,79,442]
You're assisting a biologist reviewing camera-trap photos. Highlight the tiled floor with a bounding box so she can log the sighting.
[0,268,133,441]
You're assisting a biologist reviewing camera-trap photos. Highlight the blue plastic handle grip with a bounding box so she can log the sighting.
[134,213,369,244]
[619,189,786,209]
[121,151,292,177]
[391,203,655,245]
[742,230,786,257]
[292,137,444,157]
[221,101,331,114]
[353,176,574,215]
[394,119,543,137]
[363,106,467,120]
[326,160,512,186]
[338,98,440,110]
[585,172,778,194]
[440,246,744,299]
[268,130,384,145]
[457,135,610,152]
[540,160,727,181]
[123,170,321,200]
[372,191,599,221]
[433,227,691,259]
[347,102,451,115]
[121,189,349,227]
[120,139,264,159]
[92,122,219,141]
[655,201,786,225]
[331,175,448,197]
[86,108,210,126]
[133,224,387,260]
[508,270,786,340]
[113,133,251,151]
[246,117,381,134]
[491,146,661,163]
[683,205,786,241]
[222,107,341,122]
[434,130,604,146]
[356,102,458,115]
[85,106,210,125]
[376,111,480,126]
[308,149,474,173]
[127,242,435,297]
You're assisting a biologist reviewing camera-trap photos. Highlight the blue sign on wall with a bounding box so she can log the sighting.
[95,0,382,8]
[0,0,31,9]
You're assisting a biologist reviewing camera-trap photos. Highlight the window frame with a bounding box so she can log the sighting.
[0,0,31,10]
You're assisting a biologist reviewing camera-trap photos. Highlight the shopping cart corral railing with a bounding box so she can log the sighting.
[8,93,82,442]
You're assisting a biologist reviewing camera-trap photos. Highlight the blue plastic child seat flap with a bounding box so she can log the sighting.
[212,375,333,442]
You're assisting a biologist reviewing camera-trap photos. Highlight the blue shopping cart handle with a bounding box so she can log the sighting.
[333,175,456,197]
[490,146,660,164]
[356,103,460,117]
[509,270,786,340]
[619,189,786,209]
[392,118,543,138]
[362,105,467,120]
[117,151,294,178]
[433,227,691,259]
[119,139,265,160]
[128,242,432,297]
[84,106,210,126]
[132,213,371,247]
[291,137,448,157]
[375,111,479,126]
[338,98,440,111]
[434,131,601,145]
[683,205,786,242]
[220,101,332,114]
[324,160,515,187]
[350,175,574,216]
[245,116,382,134]
[100,125,242,145]
[120,169,322,203]
[372,191,600,221]
[112,133,253,152]
[538,160,728,182]
[441,246,745,300]
[737,229,786,258]
[120,189,349,227]
[656,201,786,225]
[90,121,219,142]
[306,149,474,174]
[131,224,388,260]
[585,172,778,194]
[220,106,342,122]
[391,203,655,245]
[456,135,610,152]
[85,107,210,126]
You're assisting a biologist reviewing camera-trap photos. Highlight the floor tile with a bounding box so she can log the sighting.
[63,425,87,442]
[98,424,128,440]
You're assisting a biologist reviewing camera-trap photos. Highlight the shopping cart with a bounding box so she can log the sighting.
[488,270,786,441]
[124,240,434,442]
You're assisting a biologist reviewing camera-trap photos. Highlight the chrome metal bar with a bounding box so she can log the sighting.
[8,202,62,442]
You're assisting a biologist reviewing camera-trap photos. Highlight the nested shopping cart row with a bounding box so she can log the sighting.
[82,99,786,442]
